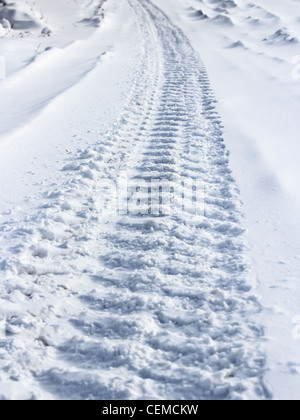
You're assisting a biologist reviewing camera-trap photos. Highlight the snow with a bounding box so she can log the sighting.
[0,0,299,400]
[151,0,300,400]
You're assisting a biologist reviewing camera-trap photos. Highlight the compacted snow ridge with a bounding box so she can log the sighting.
[0,0,268,400]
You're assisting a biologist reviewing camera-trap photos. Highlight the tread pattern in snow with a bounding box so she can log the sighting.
[0,0,267,400]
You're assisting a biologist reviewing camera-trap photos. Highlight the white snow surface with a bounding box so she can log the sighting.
[151,0,300,400]
[0,0,299,400]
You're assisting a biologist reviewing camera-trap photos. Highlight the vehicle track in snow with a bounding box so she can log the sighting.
[0,0,267,400]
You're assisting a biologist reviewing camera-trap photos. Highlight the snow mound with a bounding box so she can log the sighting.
[226,40,247,49]
[0,2,42,31]
[212,14,234,26]
[245,16,262,26]
[78,0,105,27]
[192,10,209,20]
[208,0,237,9]
[263,29,298,45]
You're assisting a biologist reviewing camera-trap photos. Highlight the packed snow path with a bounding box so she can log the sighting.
[0,0,267,400]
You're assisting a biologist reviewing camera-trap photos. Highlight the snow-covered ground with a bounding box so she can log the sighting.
[151,0,300,400]
[0,0,299,400]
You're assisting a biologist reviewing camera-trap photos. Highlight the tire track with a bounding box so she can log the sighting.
[0,0,267,400]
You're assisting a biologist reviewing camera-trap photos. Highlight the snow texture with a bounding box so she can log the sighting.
[0,0,300,401]
[0,0,268,400]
